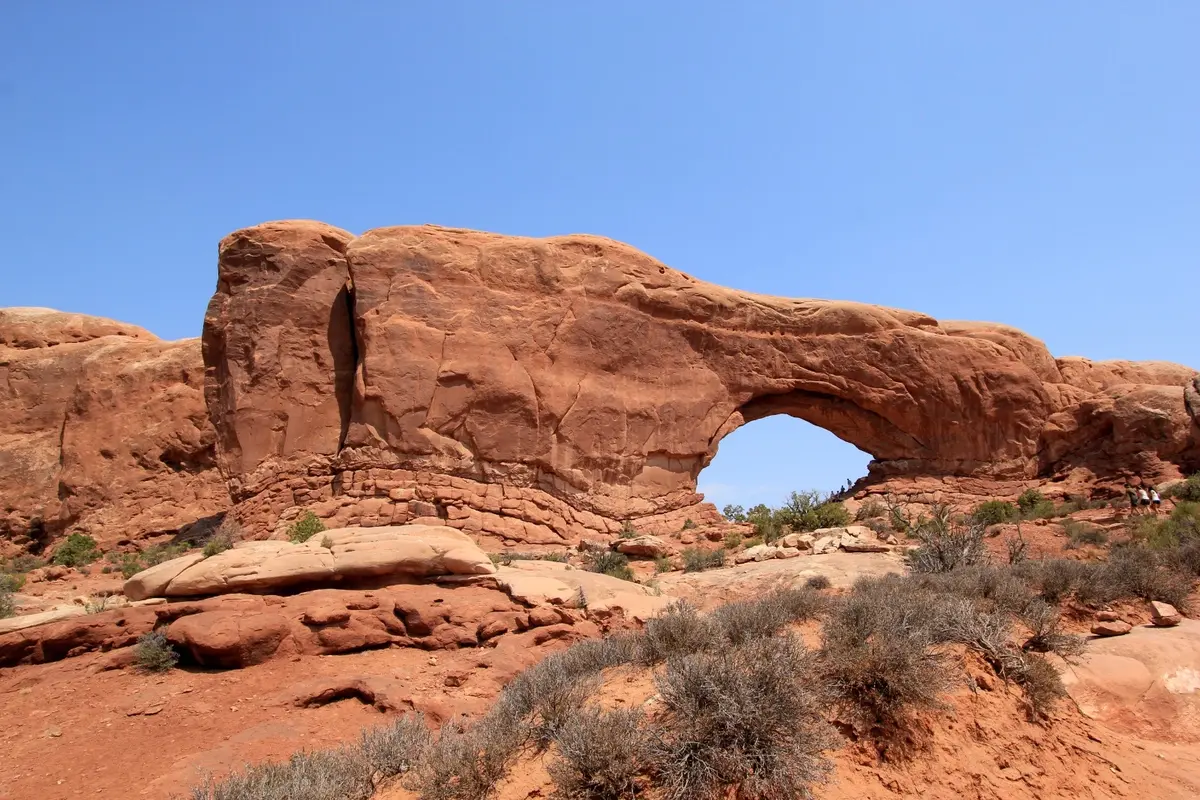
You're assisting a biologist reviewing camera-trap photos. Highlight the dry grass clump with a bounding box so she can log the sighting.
[650,635,833,800]
[548,707,650,800]
[409,716,522,800]
[191,716,430,800]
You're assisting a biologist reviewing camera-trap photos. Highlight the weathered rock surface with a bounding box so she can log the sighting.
[1092,621,1133,637]
[0,581,595,668]
[614,535,670,558]
[0,308,226,552]
[1150,601,1182,627]
[123,525,496,600]
[197,221,1199,543]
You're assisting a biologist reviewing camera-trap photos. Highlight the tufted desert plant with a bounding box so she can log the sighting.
[287,511,326,543]
[52,532,101,568]
[638,600,717,664]
[584,551,634,582]
[971,500,1018,526]
[134,630,179,672]
[548,707,650,800]
[907,514,988,574]
[0,583,14,619]
[407,715,524,800]
[650,634,833,800]
[806,574,832,590]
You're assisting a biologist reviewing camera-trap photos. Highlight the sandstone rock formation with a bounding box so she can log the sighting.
[123,525,496,600]
[199,221,1199,543]
[1,308,225,553]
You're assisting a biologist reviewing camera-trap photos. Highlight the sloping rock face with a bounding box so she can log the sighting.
[1,308,226,552]
[123,525,496,600]
[201,222,1199,542]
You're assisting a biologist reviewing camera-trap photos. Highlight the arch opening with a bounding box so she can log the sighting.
[697,413,873,515]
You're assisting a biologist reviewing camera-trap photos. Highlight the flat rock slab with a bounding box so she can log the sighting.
[124,525,496,600]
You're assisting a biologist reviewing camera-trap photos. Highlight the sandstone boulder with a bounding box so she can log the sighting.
[779,533,815,550]
[167,610,292,668]
[123,525,495,600]
[1092,621,1133,637]
[1150,601,1182,627]
[1096,611,1122,622]
[614,535,670,558]
[735,544,780,564]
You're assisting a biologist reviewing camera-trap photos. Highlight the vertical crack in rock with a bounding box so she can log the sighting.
[334,278,359,454]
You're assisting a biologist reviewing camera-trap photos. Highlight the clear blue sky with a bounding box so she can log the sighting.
[3,3,1197,511]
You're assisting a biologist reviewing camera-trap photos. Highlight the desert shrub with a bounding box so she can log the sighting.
[143,542,189,567]
[740,536,763,549]
[681,518,696,530]
[650,635,832,800]
[1016,652,1068,718]
[1017,489,1045,513]
[639,600,717,664]
[548,707,649,800]
[806,574,832,590]
[134,631,179,672]
[819,577,951,745]
[770,490,852,533]
[408,715,523,800]
[855,499,886,521]
[1019,599,1085,657]
[1007,534,1028,565]
[971,500,1018,526]
[907,516,988,574]
[681,547,725,573]
[118,553,145,579]
[287,511,326,543]
[619,520,637,539]
[356,715,431,782]
[1165,474,1200,502]
[0,584,14,619]
[1178,539,1200,577]
[0,571,24,593]
[1024,500,1061,520]
[1080,545,1193,608]
[191,748,373,800]
[722,531,743,549]
[7,554,45,573]
[884,495,913,533]
[498,655,599,750]
[52,532,100,568]
[84,595,112,614]
[654,556,672,574]
[203,531,234,557]
[585,551,634,582]
[1139,501,1200,548]
[708,595,791,647]
[1063,520,1107,549]
[915,564,1034,616]
[319,534,334,550]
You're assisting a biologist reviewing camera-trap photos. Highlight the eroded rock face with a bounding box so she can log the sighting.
[0,308,226,552]
[200,221,1199,541]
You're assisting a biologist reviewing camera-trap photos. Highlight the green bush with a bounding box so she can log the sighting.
[681,547,725,573]
[118,553,145,579]
[619,520,637,539]
[586,551,634,582]
[134,631,179,672]
[722,531,742,550]
[288,511,326,543]
[1165,474,1200,502]
[1017,489,1045,513]
[741,536,763,549]
[806,574,832,590]
[907,516,988,574]
[971,500,1018,526]
[721,504,747,523]
[654,556,672,574]
[203,531,234,557]
[681,518,696,530]
[52,533,100,568]
[0,571,25,593]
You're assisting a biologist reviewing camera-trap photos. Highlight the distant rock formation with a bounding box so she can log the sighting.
[0,308,225,552]
[198,221,1199,542]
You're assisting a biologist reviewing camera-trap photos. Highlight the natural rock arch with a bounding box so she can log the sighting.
[200,221,1199,543]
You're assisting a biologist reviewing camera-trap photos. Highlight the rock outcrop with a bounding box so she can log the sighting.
[123,525,496,600]
[199,221,1199,542]
[0,308,225,552]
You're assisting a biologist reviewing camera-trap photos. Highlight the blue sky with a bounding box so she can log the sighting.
[2,3,1197,511]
